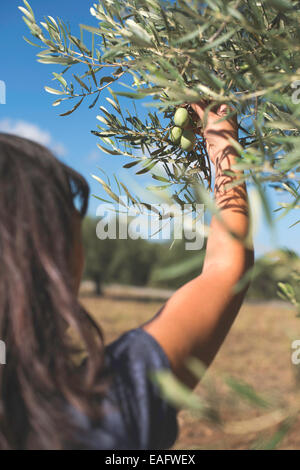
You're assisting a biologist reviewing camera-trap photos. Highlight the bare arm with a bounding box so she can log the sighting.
[143,102,254,387]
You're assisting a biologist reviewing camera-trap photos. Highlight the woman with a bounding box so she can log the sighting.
[0,101,253,450]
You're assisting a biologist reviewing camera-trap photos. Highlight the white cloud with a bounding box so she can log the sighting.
[0,119,67,157]
[87,149,102,162]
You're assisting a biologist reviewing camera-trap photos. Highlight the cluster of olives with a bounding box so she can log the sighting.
[170,107,196,152]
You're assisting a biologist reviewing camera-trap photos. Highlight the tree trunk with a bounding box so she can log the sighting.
[94,277,103,296]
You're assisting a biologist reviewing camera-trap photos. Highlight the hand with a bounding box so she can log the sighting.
[190,101,238,165]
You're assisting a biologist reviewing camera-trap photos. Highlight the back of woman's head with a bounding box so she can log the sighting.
[0,133,105,449]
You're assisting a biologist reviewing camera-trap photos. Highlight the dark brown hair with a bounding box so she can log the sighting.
[0,133,105,449]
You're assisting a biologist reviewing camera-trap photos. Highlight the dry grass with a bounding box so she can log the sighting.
[81,296,300,450]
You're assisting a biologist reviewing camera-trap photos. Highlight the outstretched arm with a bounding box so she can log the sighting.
[143,102,254,387]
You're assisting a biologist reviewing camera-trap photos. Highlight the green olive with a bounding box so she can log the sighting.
[170,126,182,144]
[174,107,190,129]
[180,129,196,151]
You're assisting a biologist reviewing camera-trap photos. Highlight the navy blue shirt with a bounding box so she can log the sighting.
[72,328,178,450]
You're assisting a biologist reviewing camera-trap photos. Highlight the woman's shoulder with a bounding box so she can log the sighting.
[106,327,172,370]
[105,327,178,448]
[72,328,178,450]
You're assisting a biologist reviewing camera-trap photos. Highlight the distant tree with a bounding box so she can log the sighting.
[82,217,160,293]
[108,237,159,286]
[82,217,117,295]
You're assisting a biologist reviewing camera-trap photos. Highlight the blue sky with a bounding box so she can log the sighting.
[0,0,299,256]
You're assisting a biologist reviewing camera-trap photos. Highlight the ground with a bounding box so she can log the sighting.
[80,295,300,450]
